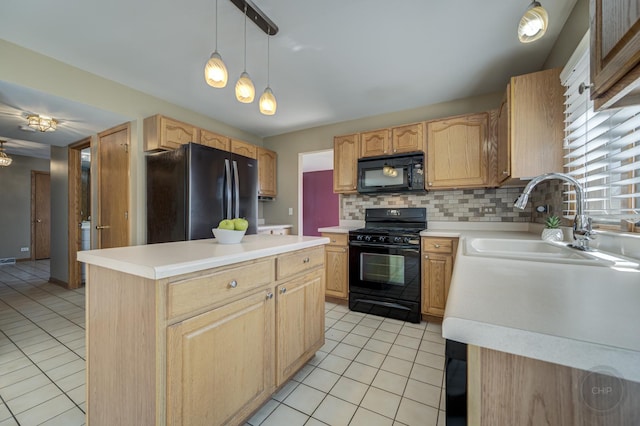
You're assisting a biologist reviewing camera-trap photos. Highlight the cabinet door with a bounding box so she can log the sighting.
[392,122,425,154]
[161,117,197,150]
[333,134,360,193]
[276,269,325,385]
[496,88,511,184]
[257,147,277,197]
[200,129,230,151]
[167,290,275,426]
[591,0,640,109]
[421,252,452,317]
[325,245,348,299]
[231,139,257,159]
[360,129,391,157]
[426,112,489,189]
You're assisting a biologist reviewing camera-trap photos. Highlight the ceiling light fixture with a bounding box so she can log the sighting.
[204,0,228,88]
[518,1,548,43]
[0,141,13,167]
[235,4,255,103]
[259,29,277,115]
[27,114,58,132]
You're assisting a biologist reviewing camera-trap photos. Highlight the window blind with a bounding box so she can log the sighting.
[561,42,640,220]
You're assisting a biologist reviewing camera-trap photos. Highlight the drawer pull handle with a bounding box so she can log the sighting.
[434,244,441,248]
[280,287,287,294]
[303,257,310,263]
[266,292,274,300]
[228,280,238,289]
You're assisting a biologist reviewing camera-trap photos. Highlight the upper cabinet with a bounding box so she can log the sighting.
[360,123,425,158]
[590,0,640,110]
[257,147,277,199]
[426,112,490,189]
[143,115,198,151]
[200,129,230,151]
[333,134,360,193]
[231,139,257,159]
[497,68,564,184]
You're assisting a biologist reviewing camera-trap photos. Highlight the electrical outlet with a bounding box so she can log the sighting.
[288,207,293,216]
[20,247,29,252]
[482,207,496,214]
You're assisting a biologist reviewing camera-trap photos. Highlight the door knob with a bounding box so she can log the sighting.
[280,287,287,294]
[36,219,42,223]
[95,225,110,230]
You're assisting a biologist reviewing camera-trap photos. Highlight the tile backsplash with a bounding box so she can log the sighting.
[341,187,533,222]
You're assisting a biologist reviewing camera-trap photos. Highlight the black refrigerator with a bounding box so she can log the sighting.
[146,143,258,243]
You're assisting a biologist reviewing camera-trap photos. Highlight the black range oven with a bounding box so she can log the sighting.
[348,208,427,323]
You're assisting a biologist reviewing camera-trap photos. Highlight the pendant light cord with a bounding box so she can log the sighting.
[214,0,218,51]
[243,4,248,72]
[267,29,270,86]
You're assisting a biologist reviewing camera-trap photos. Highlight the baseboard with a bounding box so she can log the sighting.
[49,277,69,288]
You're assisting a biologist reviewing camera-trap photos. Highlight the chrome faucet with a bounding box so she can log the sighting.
[514,172,594,250]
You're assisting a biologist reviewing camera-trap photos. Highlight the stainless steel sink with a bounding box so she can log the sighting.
[463,238,615,266]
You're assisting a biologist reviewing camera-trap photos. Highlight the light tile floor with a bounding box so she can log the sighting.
[0,260,446,426]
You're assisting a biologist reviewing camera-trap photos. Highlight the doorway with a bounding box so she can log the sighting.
[31,171,50,260]
[68,138,92,289]
[298,149,339,236]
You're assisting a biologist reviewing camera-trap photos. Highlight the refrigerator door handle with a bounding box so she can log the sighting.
[233,160,240,218]
[224,159,232,219]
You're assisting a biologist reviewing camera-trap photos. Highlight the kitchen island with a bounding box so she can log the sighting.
[78,234,329,426]
[423,226,640,424]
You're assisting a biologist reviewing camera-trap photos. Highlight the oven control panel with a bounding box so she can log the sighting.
[352,234,420,245]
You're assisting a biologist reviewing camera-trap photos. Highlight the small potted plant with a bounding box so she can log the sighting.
[542,215,563,242]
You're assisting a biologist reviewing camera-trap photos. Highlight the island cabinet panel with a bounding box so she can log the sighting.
[144,114,198,151]
[167,289,275,426]
[426,113,489,189]
[276,268,325,385]
[276,246,324,280]
[333,133,360,193]
[468,345,640,425]
[166,258,274,320]
[87,266,159,426]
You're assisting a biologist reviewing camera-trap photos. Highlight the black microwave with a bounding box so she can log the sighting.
[357,152,426,194]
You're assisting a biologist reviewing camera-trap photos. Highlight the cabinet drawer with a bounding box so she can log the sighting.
[167,258,274,319]
[321,233,348,246]
[276,247,324,280]
[422,238,454,254]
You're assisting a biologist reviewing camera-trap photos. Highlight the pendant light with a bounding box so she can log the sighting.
[259,29,277,115]
[518,1,548,43]
[204,0,228,88]
[235,5,255,103]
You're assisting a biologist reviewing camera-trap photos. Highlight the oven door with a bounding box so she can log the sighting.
[349,241,421,301]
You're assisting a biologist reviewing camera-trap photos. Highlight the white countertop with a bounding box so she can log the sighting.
[77,234,329,280]
[437,228,640,383]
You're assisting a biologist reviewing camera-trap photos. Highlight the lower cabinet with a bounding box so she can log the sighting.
[322,232,349,300]
[421,237,458,318]
[276,269,325,385]
[166,290,275,426]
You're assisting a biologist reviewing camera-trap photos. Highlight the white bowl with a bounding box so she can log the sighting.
[212,228,246,244]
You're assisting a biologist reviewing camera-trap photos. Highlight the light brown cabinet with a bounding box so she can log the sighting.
[86,245,326,426]
[257,147,277,198]
[276,268,325,385]
[231,139,257,159]
[497,68,564,185]
[200,129,230,151]
[143,115,198,151]
[360,122,425,158]
[426,112,490,189]
[421,237,458,318]
[590,0,640,110]
[322,232,349,300]
[333,133,360,193]
[166,290,275,426]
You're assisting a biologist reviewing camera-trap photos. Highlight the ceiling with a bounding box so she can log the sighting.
[0,0,579,158]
